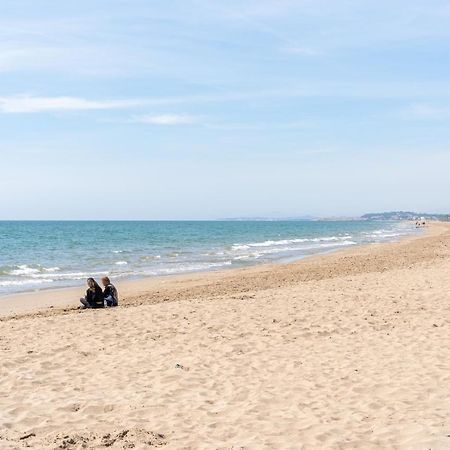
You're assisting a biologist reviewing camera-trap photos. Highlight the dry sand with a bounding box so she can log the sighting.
[1,222,450,449]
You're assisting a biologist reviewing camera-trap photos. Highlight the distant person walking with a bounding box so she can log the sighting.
[102,276,119,307]
[80,278,104,309]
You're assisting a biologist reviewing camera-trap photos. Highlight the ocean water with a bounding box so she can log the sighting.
[0,220,418,295]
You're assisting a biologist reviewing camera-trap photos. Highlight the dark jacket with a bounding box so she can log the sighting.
[85,285,104,308]
[103,284,119,306]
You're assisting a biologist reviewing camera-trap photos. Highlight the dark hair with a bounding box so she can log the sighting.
[87,277,101,290]
[102,276,111,284]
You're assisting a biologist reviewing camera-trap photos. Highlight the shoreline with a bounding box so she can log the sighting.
[0,221,431,318]
[0,221,417,300]
[2,222,450,448]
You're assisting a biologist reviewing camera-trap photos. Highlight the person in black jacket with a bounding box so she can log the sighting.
[80,278,104,309]
[102,276,119,307]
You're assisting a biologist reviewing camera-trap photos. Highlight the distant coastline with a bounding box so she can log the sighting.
[360,211,450,221]
[222,211,450,222]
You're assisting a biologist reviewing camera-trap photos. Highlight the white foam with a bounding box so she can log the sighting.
[0,279,54,287]
[232,235,353,250]
[43,267,60,272]
[140,255,161,261]
[372,233,401,238]
[232,240,357,260]
[8,265,61,276]
[31,272,86,279]
[231,244,250,251]
[30,271,106,280]
[145,260,233,276]
[9,265,40,276]
[233,255,253,260]
[318,241,357,248]
[115,261,128,265]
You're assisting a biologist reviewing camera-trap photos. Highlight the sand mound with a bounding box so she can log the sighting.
[0,428,166,449]
[52,428,166,449]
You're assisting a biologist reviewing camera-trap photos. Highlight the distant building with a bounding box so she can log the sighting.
[361,211,450,221]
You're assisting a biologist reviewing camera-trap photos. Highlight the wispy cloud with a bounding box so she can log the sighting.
[0,96,144,113]
[132,114,199,125]
[4,84,450,117]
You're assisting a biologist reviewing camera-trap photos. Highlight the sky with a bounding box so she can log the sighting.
[1,0,450,219]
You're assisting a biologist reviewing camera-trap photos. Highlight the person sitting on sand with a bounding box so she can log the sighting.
[80,278,104,309]
[102,276,119,307]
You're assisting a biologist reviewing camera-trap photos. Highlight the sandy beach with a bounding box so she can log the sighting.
[1,222,450,449]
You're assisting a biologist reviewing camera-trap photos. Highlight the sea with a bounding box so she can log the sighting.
[0,220,418,296]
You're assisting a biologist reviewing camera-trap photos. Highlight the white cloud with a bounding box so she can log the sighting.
[0,96,144,113]
[133,114,198,125]
[4,87,450,117]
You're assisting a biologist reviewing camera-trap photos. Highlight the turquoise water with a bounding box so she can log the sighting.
[0,220,417,295]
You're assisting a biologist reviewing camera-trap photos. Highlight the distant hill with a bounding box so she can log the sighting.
[361,211,449,221]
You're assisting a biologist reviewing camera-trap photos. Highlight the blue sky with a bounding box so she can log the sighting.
[1,0,450,219]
